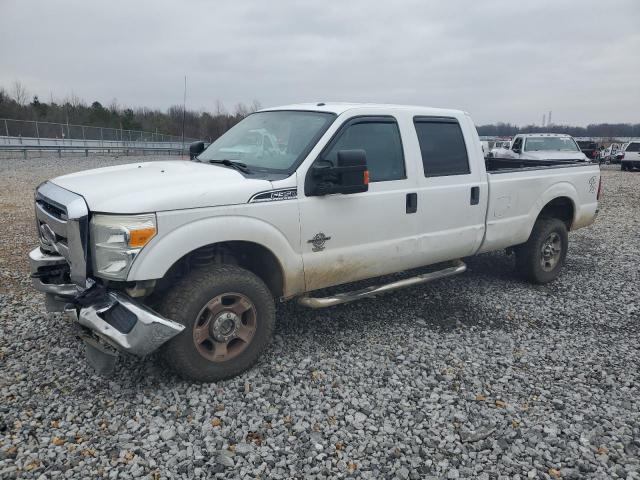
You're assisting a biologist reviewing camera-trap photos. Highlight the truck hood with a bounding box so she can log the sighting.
[520,151,588,161]
[51,161,273,213]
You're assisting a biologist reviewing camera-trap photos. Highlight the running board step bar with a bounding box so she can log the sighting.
[297,260,467,309]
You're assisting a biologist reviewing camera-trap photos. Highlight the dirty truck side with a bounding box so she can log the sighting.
[29,103,600,381]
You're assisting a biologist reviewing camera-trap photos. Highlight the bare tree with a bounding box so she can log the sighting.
[214,99,227,116]
[249,99,262,112]
[11,81,29,106]
[234,102,249,117]
[67,92,85,109]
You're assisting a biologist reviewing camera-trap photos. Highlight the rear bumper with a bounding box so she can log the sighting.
[29,247,184,356]
[622,160,640,168]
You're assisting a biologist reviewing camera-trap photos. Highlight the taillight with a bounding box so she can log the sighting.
[597,176,603,200]
[621,153,625,159]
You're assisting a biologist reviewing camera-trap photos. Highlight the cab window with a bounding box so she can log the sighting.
[322,118,406,182]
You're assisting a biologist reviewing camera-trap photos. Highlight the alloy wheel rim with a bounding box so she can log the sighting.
[540,232,562,272]
[192,292,257,362]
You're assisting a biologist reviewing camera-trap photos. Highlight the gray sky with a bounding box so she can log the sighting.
[1,0,639,125]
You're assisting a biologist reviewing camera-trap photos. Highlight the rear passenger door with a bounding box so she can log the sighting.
[410,116,487,265]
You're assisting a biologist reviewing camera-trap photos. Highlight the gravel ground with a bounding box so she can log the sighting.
[0,155,638,479]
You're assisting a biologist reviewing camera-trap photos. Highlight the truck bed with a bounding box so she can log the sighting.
[477,159,600,255]
[485,156,589,173]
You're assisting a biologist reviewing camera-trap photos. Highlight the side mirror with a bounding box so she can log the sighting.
[308,149,369,196]
[189,141,206,159]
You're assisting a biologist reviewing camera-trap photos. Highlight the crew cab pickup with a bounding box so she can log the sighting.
[29,103,601,381]
[493,133,589,162]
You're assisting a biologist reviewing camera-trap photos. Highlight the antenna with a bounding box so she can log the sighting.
[181,75,187,157]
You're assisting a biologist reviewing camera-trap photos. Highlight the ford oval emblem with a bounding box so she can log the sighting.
[39,223,56,244]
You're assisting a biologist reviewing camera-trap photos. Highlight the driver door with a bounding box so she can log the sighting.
[297,116,419,292]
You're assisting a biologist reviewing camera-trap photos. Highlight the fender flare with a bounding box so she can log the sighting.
[524,181,578,238]
[127,215,305,297]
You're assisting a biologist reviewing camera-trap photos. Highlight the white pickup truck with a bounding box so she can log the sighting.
[492,133,589,162]
[621,141,640,170]
[29,103,601,381]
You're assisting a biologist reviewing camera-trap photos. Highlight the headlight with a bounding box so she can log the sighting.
[90,213,157,280]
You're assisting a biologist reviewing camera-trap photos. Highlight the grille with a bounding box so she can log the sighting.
[34,182,89,285]
[36,199,67,220]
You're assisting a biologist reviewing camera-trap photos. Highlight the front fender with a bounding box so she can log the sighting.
[127,213,305,297]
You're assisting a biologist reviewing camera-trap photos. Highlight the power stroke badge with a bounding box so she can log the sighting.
[249,188,297,203]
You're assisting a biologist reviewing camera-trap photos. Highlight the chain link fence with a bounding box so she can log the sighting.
[1,118,198,145]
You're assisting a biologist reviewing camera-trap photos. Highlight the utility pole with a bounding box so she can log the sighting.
[181,76,187,157]
[548,110,552,126]
[542,114,546,127]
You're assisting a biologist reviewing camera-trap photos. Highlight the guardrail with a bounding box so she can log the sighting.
[0,118,202,158]
[0,142,187,158]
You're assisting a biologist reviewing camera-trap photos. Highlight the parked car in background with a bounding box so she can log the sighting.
[621,141,640,171]
[488,140,511,158]
[492,134,589,162]
[577,140,599,161]
[601,144,623,164]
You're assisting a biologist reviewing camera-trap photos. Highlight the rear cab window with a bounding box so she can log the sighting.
[413,117,470,177]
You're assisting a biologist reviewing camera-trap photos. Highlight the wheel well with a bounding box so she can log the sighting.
[538,197,574,230]
[158,241,285,298]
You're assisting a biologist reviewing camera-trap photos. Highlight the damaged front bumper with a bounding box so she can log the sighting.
[29,247,184,357]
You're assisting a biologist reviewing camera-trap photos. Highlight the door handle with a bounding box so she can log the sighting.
[406,193,417,213]
[470,186,480,205]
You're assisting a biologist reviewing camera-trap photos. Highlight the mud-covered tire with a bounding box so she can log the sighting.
[157,264,275,382]
[515,217,568,284]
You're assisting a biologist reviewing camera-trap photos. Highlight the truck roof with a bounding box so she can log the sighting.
[262,102,468,117]
[516,133,573,138]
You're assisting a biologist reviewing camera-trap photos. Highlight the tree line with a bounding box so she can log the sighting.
[476,122,640,138]
[0,81,260,141]
[2,82,638,141]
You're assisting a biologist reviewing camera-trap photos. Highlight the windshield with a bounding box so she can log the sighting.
[197,110,336,172]
[625,142,640,152]
[524,136,579,152]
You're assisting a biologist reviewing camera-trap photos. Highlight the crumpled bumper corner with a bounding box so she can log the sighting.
[29,246,184,357]
[77,292,185,357]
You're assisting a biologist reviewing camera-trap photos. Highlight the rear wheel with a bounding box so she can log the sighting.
[515,217,568,284]
[158,264,275,382]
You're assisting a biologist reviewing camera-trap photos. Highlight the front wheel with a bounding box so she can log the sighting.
[158,264,275,382]
[515,217,568,284]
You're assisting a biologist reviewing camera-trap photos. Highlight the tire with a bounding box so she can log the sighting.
[515,217,568,284]
[621,163,626,171]
[158,264,275,382]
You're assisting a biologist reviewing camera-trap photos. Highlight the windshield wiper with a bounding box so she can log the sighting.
[207,159,251,173]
